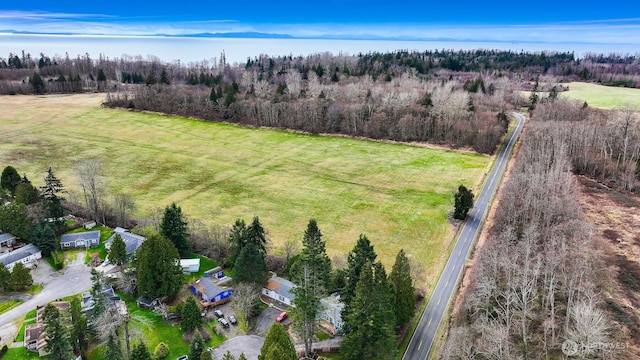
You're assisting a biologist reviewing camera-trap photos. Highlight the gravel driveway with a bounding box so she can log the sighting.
[0,252,92,346]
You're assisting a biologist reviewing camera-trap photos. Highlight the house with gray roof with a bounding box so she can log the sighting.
[0,243,41,270]
[262,273,296,307]
[60,230,101,250]
[191,276,234,307]
[105,228,146,256]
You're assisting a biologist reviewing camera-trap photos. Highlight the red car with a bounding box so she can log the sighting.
[276,311,288,323]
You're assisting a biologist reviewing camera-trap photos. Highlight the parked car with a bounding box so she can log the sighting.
[219,318,230,328]
[228,314,237,325]
[276,311,288,323]
[177,356,188,360]
[214,309,224,318]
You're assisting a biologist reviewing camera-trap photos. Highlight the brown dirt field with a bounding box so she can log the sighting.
[576,175,640,357]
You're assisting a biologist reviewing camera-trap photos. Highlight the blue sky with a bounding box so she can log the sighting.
[1,2,640,43]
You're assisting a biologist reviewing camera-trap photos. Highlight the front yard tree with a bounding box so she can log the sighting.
[137,234,183,299]
[258,322,297,360]
[30,220,56,257]
[233,242,267,286]
[40,167,67,227]
[43,303,73,360]
[90,268,108,317]
[69,295,88,353]
[160,202,190,257]
[130,341,152,360]
[9,262,33,290]
[189,330,205,360]
[291,219,332,357]
[108,233,127,266]
[341,262,396,360]
[341,234,377,325]
[74,158,104,223]
[180,296,203,333]
[226,219,247,266]
[104,330,124,360]
[246,216,267,255]
[0,202,32,239]
[1,165,21,195]
[389,249,416,328]
[0,263,10,290]
[453,185,474,220]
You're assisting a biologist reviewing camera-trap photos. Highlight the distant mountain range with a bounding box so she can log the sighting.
[0,29,495,43]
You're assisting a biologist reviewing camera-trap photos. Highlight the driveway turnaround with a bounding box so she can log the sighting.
[402,113,526,360]
[0,252,92,346]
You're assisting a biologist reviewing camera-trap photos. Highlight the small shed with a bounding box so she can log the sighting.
[179,258,201,273]
[0,232,16,247]
[136,296,157,310]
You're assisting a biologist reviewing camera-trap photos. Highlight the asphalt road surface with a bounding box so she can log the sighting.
[402,112,525,360]
[0,252,92,346]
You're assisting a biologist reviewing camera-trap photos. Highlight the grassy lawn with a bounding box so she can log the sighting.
[86,291,226,360]
[559,82,640,109]
[0,94,489,281]
[1,347,41,360]
[0,300,23,314]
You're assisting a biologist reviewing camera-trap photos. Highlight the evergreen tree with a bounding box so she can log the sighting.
[30,220,56,257]
[43,303,73,360]
[233,242,267,286]
[160,68,170,84]
[238,353,248,360]
[0,202,33,239]
[453,185,474,220]
[40,167,66,226]
[136,234,183,299]
[0,263,10,291]
[245,216,267,255]
[160,203,190,257]
[1,165,21,195]
[221,350,235,360]
[226,219,247,266]
[14,179,40,205]
[9,262,32,290]
[201,349,214,360]
[104,330,124,360]
[30,72,45,93]
[153,342,170,360]
[108,233,127,266]
[180,296,203,332]
[389,249,416,328]
[130,341,152,360]
[290,219,332,356]
[258,323,297,360]
[69,295,88,353]
[189,330,205,360]
[341,262,396,360]
[341,234,377,326]
[89,268,107,317]
[528,79,539,111]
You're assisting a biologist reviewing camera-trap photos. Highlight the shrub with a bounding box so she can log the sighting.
[153,342,170,359]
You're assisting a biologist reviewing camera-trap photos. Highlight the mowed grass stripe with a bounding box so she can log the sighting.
[0,94,489,280]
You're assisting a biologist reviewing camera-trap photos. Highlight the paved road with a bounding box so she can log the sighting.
[402,112,525,360]
[0,252,92,346]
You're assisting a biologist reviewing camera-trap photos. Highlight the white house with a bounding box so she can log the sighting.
[0,244,42,270]
[262,273,296,307]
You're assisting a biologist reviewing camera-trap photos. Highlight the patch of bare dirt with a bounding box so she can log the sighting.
[576,175,640,356]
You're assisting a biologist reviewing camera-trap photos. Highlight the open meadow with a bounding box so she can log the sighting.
[559,82,640,109]
[0,94,490,281]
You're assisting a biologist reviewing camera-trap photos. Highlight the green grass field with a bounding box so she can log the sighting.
[0,300,23,314]
[0,94,490,279]
[559,82,640,109]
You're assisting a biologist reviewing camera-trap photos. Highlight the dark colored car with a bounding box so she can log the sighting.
[228,314,237,325]
[276,311,287,323]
